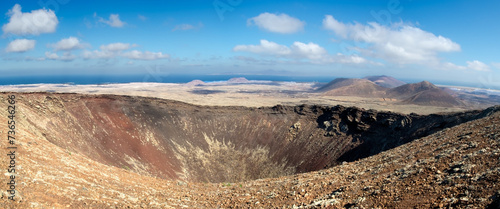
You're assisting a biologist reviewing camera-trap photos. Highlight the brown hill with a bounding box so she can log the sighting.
[318,79,462,107]
[401,88,463,107]
[386,80,438,98]
[387,81,462,107]
[364,75,406,88]
[1,92,499,208]
[316,78,388,97]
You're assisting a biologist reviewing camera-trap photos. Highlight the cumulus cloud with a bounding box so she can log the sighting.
[247,13,305,34]
[234,40,292,56]
[437,60,492,72]
[233,39,365,64]
[323,16,349,38]
[290,41,328,60]
[440,62,467,71]
[234,39,330,60]
[122,50,170,60]
[99,42,136,51]
[82,49,116,59]
[334,53,367,64]
[322,15,460,64]
[466,60,490,72]
[83,42,135,59]
[83,43,169,60]
[45,51,76,61]
[50,37,84,51]
[98,14,126,28]
[5,39,36,52]
[45,51,59,59]
[2,4,58,35]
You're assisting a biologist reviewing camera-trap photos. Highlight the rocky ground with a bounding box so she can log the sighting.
[0,93,499,208]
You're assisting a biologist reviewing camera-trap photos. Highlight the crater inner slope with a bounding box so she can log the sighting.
[17,93,499,183]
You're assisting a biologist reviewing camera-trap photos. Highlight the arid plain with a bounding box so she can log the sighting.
[0,79,485,115]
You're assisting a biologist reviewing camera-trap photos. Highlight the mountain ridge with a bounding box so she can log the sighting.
[316,78,388,97]
[318,78,463,107]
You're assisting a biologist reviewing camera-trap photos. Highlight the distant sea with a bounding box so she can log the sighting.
[0,74,495,90]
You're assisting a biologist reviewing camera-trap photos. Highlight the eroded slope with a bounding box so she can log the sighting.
[9,93,498,184]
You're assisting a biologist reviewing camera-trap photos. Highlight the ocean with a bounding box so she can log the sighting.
[0,74,496,90]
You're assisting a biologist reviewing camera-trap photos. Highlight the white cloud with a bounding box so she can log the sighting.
[334,53,367,64]
[5,39,36,52]
[441,62,467,71]
[99,42,135,51]
[234,40,292,56]
[466,60,490,72]
[233,39,365,64]
[99,14,126,28]
[435,60,493,72]
[290,41,328,60]
[50,37,84,51]
[45,51,76,61]
[2,4,58,35]
[322,15,460,65]
[322,15,348,38]
[247,13,305,34]
[122,50,170,60]
[45,51,59,59]
[82,49,116,59]
[83,42,169,61]
[83,43,135,59]
[234,39,330,60]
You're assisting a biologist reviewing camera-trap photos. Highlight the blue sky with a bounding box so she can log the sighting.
[1,0,499,88]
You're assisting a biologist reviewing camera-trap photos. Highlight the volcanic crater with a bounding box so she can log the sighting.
[19,93,499,184]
